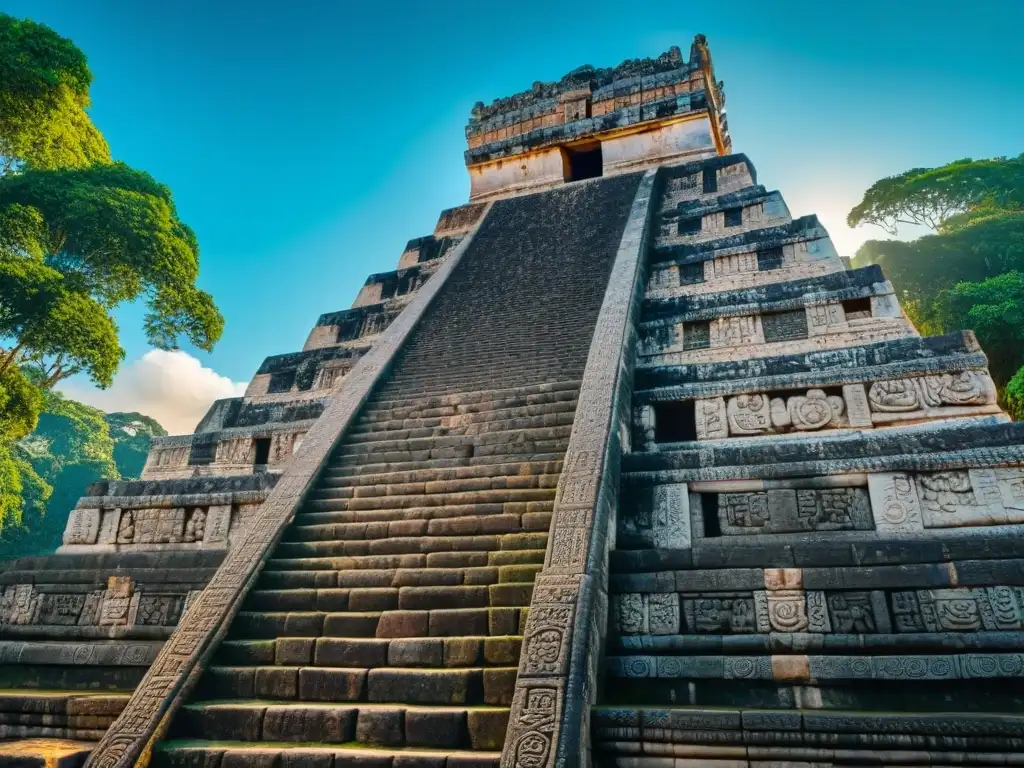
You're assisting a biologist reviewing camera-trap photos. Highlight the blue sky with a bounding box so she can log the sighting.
[2,0,1023,429]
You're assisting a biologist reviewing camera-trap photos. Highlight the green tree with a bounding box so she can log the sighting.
[0,13,109,173]
[933,271,1024,387]
[850,154,1024,400]
[0,12,224,392]
[0,12,224,527]
[105,411,167,478]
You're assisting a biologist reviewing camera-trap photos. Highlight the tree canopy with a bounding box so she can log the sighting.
[0,12,224,393]
[847,155,1024,236]
[0,13,109,174]
[0,12,223,532]
[0,392,165,555]
[850,153,1024,409]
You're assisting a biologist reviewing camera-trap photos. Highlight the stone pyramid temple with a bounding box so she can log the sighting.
[3,34,1024,768]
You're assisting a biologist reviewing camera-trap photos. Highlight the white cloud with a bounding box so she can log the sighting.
[59,350,247,436]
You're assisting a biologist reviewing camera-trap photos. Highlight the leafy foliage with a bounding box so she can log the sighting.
[850,154,1024,397]
[105,411,167,478]
[934,272,1024,386]
[1005,366,1024,422]
[0,13,223,391]
[848,155,1024,236]
[0,394,165,557]
[0,13,109,174]
[0,12,223,536]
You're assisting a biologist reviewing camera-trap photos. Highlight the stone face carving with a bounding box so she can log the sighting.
[827,591,879,633]
[99,576,136,627]
[770,389,845,431]
[650,484,691,549]
[0,585,40,625]
[612,593,680,635]
[910,469,1024,527]
[891,587,1024,633]
[182,508,207,543]
[726,393,771,435]
[868,378,919,412]
[718,488,870,535]
[806,302,846,336]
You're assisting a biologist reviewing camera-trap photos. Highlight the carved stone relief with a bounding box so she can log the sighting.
[806,302,846,336]
[709,315,763,348]
[63,508,101,545]
[892,587,1024,633]
[868,371,996,413]
[867,472,924,532]
[695,397,728,440]
[718,488,871,535]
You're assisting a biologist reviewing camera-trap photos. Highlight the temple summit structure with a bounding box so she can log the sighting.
[3,35,1024,768]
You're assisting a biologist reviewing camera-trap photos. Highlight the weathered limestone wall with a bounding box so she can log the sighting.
[466,37,729,202]
[596,151,1024,767]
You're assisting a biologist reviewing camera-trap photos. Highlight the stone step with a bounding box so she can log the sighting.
[360,379,581,414]
[0,738,96,767]
[306,486,556,508]
[155,740,502,768]
[198,665,518,707]
[321,453,567,480]
[228,607,528,641]
[289,507,553,535]
[259,549,547,586]
[237,582,533,620]
[244,579,537,612]
[316,471,561,497]
[250,564,543,598]
[283,512,551,544]
[329,437,571,465]
[273,531,548,559]
[299,498,554,519]
[348,404,577,441]
[318,460,564,492]
[215,635,523,670]
[173,701,511,752]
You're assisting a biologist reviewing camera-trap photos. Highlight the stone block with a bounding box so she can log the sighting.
[443,637,482,667]
[315,638,389,667]
[868,473,923,532]
[355,706,405,746]
[488,608,520,636]
[388,638,444,667]
[404,707,468,747]
[275,638,314,666]
[221,750,281,768]
[327,612,380,637]
[365,610,423,638]
[279,751,335,768]
[467,708,510,750]
[483,667,517,705]
[254,667,298,699]
[430,609,488,636]
[64,508,101,546]
[262,704,356,742]
[483,636,522,665]
[298,667,366,701]
[368,668,482,705]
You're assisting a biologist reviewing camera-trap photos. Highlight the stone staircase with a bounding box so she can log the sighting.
[155,380,577,765]
[151,172,645,767]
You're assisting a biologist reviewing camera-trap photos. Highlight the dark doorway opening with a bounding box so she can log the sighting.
[253,437,272,466]
[563,142,603,182]
[653,400,698,443]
